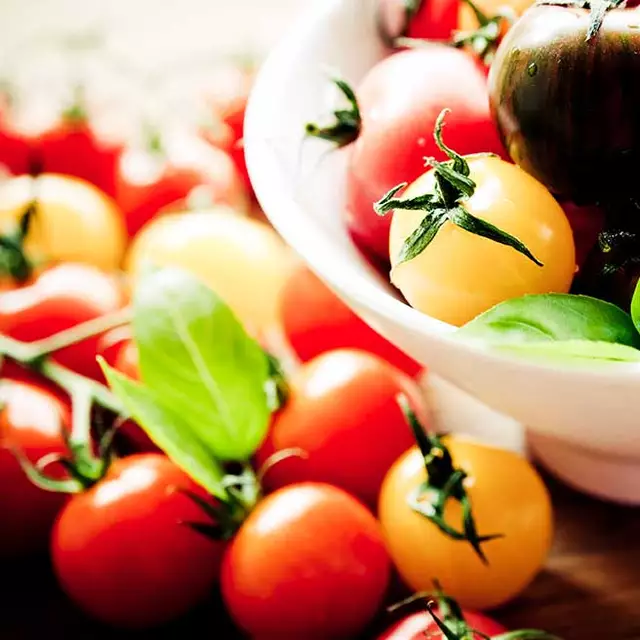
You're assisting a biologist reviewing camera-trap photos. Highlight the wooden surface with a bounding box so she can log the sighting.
[2,470,638,639]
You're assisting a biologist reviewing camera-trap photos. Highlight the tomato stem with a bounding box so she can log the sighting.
[374,109,542,267]
[305,75,361,148]
[0,201,38,284]
[264,352,289,412]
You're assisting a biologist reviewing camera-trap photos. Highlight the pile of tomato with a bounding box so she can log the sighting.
[0,3,595,638]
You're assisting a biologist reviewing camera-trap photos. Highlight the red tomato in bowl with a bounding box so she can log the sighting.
[378,610,506,639]
[280,264,421,376]
[221,483,391,640]
[0,379,70,555]
[51,454,224,628]
[256,349,428,507]
[345,47,506,262]
[377,0,460,43]
[0,263,127,379]
[116,130,246,237]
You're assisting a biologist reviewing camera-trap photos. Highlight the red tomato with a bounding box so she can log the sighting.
[256,349,427,507]
[116,130,246,237]
[280,264,422,376]
[345,47,506,261]
[0,263,127,380]
[378,610,506,639]
[201,65,254,197]
[51,454,224,628]
[221,483,391,639]
[377,0,460,42]
[95,324,133,369]
[0,108,32,175]
[0,379,70,554]
[35,109,123,197]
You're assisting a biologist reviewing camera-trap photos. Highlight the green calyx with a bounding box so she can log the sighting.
[305,76,361,148]
[398,395,502,563]
[61,85,88,125]
[0,201,38,284]
[374,109,542,267]
[537,0,625,41]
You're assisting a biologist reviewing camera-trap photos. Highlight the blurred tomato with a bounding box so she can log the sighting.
[0,263,127,379]
[116,129,246,237]
[0,378,70,554]
[126,208,294,334]
[280,264,421,376]
[558,199,605,271]
[377,0,460,42]
[0,174,126,272]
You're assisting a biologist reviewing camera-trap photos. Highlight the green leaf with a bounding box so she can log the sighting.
[102,363,227,498]
[132,267,272,462]
[631,278,640,333]
[496,340,640,365]
[458,293,640,348]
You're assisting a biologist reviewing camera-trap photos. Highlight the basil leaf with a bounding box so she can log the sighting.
[631,279,640,333]
[132,267,271,462]
[457,293,640,348]
[496,340,640,365]
[101,363,227,498]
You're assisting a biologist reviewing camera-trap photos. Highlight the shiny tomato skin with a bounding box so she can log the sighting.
[51,454,224,628]
[378,610,506,639]
[116,131,246,237]
[0,379,70,555]
[378,439,553,610]
[280,264,421,376]
[221,483,391,640]
[346,47,506,261]
[390,156,576,326]
[0,263,127,379]
[256,349,427,507]
[0,173,127,272]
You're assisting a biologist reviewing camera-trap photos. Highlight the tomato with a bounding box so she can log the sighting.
[35,107,123,197]
[256,349,426,507]
[222,483,390,639]
[378,438,553,610]
[345,47,505,262]
[51,454,224,628]
[558,199,605,271]
[458,0,533,32]
[377,0,460,43]
[389,155,576,326]
[0,106,33,175]
[0,174,126,272]
[126,209,294,334]
[378,609,506,639]
[201,64,254,197]
[95,324,134,369]
[280,264,421,376]
[0,379,70,554]
[0,263,127,379]
[116,130,246,237]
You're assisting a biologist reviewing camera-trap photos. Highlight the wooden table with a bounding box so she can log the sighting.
[2,471,639,639]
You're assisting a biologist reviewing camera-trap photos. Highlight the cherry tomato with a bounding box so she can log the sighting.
[256,349,427,507]
[389,156,576,326]
[345,47,506,262]
[0,174,126,272]
[378,609,506,639]
[126,208,294,334]
[0,379,70,554]
[51,454,224,628]
[378,438,553,610]
[95,324,134,369]
[0,104,33,175]
[116,129,246,237]
[0,263,127,379]
[280,264,421,376]
[377,0,460,43]
[222,483,390,639]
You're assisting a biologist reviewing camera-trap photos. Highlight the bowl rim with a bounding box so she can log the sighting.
[244,0,640,384]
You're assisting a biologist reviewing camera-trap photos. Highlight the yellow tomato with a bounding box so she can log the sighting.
[389,156,575,326]
[378,438,553,610]
[126,208,295,334]
[0,174,126,272]
[458,0,534,32]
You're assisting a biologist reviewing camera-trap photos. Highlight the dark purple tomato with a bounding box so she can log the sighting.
[488,5,640,206]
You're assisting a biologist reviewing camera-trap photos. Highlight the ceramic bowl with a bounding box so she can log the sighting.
[244,0,640,504]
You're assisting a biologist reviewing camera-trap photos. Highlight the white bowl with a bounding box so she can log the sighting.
[245,0,640,504]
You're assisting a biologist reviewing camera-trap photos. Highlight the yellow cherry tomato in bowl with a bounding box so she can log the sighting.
[125,208,295,334]
[0,174,126,272]
[378,437,553,610]
[389,156,576,326]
